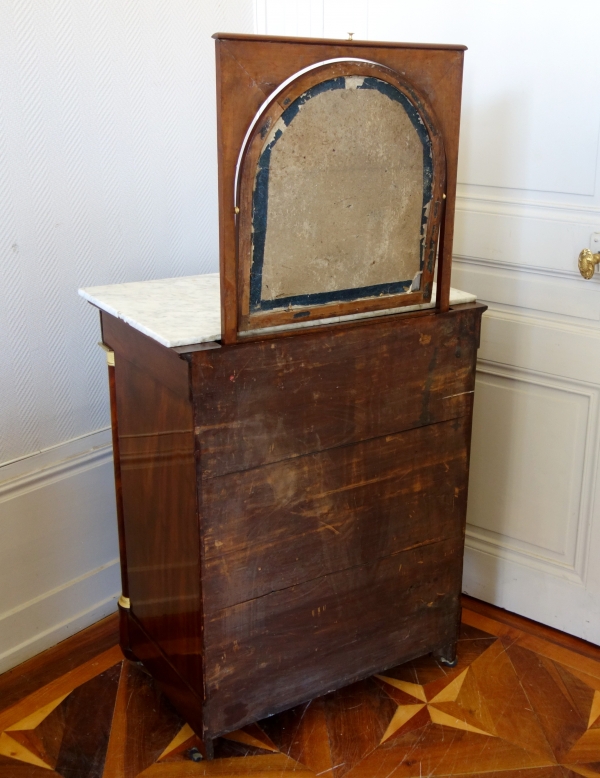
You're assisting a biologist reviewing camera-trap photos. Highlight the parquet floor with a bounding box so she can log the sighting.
[1,600,600,777]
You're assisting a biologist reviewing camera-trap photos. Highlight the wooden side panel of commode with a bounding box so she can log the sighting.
[102,313,205,706]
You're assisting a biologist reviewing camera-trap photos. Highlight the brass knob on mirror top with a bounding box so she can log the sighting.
[579,248,600,279]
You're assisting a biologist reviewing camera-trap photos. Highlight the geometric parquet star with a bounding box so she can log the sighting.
[3,612,600,777]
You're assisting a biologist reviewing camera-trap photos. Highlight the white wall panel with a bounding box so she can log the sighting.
[256,0,323,37]
[0,430,119,672]
[468,368,591,568]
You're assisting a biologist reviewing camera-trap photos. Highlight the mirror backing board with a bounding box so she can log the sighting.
[214,33,466,344]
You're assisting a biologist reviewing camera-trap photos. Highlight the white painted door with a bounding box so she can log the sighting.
[256,0,600,643]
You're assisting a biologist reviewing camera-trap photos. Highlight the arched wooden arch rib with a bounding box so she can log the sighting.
[235,59,446,338]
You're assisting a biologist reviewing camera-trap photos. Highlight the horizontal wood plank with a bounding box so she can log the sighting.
[202,418,470,612]
[204,536,463,736]
[193,306,483,477]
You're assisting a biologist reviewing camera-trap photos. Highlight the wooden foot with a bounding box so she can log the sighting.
[118,604,139,662]
[203,738,214,761]
[433,642,458,667]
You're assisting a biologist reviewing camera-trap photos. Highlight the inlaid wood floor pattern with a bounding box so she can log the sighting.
[2,602,600,777]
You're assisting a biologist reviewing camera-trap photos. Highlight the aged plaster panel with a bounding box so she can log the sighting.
[255,77,429,306]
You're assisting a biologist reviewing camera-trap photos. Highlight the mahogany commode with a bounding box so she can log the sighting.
[81,32,486,759]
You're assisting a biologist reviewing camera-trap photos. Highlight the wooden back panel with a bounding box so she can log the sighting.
[214,33,466,343]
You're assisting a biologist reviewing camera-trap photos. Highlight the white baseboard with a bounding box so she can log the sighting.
[462,546,600,646]
[0,562,119,674]
[0,429,121,674]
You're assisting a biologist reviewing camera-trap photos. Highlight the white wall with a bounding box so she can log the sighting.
[0,0,254,673]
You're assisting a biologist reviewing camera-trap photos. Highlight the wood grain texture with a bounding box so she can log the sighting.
[324,679,398,778]
[204,536,464,736]
[110,325,202,694]
[0,615,118,718]
[52,665,121,778]
[202,417,470,611]
[101,313,190,400]
[125,607,207,754]
[215,36,464,342]
[99,304,484,745]
[106,362,137,661]
[193,305,484,478]
[4,605,600,775]
[213,32,467,51]
[0,647,123,734]
[102,661,183,778]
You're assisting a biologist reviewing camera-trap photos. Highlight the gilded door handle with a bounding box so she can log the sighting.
[579,248,600,279]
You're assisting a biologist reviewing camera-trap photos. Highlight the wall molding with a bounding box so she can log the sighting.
[0,427,112,485]
[457,193,600,224]
[0,428,120,673]
[0,430,113,505]
[465,360,600,588]
[454,253,597,284]
[0,561,119,674]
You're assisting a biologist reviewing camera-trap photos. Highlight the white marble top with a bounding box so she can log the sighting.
[79,273,476,348]
[79,274,222,348]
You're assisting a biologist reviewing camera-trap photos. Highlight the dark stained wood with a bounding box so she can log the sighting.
[102,660,183,778]
[106,361,137,662]
[214,35,465,343]
[193,305,484,478]
[88,300,485,749]
[110,329,203,695]
[107,365,127,598]
[101,313,190,400]
[202,418,470,611]
[0,614,118,717]
[89,303,485,749]
[436,55,465,314]
[126,613,210,758]
[204,536,464,736]
[53,664,121,778]
[323,679,398,777]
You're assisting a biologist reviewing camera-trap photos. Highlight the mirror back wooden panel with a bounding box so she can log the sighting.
[214,34,465,343]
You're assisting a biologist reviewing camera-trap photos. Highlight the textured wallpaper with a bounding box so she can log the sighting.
[0,0,254,465]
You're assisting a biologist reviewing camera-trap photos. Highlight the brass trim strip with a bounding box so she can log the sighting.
[118,595,131,609]
[98,342,115,367]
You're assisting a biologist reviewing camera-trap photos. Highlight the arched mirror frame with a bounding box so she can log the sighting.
[235,59,446,335]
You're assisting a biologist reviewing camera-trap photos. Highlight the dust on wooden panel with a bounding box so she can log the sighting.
[192,306,484,477]
[253,76,430,309]
[202,418,470,611]
[203,537,462,735]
